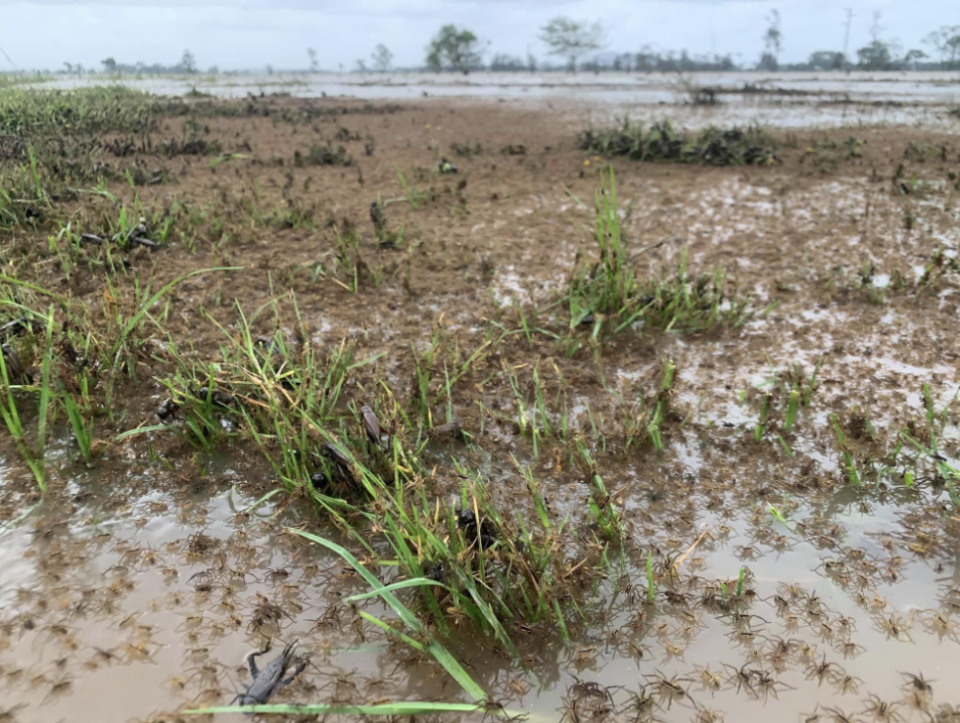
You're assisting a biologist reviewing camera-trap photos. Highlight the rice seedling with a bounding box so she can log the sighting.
[768,505,788,524]
[577,441,622,540]
[646,550,656,604]
[395,166,428,210]
[61,389,94,464]
[754,393,772,442]
[784,388,800,433]
[830,413,860,486]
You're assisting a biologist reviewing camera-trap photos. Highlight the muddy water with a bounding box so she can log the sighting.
[3,408,960,722]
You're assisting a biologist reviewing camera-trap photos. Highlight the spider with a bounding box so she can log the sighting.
[694,664,722,694]
[861,694,903,723]
[721,663,756,697]
[821,706,859,723]
[898,671,933,695]
[752,668,793,702]
[642,670,689,710]
[805,654,842,686]
[832,672,863,695]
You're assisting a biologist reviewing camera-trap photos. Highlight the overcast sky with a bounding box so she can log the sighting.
[2,0,956,71]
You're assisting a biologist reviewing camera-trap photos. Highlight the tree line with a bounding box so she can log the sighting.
[53,15,960,76]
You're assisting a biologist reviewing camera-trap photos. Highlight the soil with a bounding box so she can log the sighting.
[2,95,960,722]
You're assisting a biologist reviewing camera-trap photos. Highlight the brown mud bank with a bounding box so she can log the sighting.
[2,91,960,722]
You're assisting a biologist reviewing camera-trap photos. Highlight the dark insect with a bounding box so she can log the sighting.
[157,397,179,423]
[193,386,235,409]
[439,158,457,174]
[369,201,385,232]
[232,639,307,711]
[360,404,384,446]
[315,441,353,487]
[1,344,25,382]
[308,470,330,493]
[455,500,497,550]
[425,561,445,583]
[255,337,282,367]
[80,233,104,246]
[112,223,158,250]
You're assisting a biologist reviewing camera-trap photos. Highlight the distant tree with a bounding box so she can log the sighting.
[76,63,84,76]
[635,45,658,72]
[808,50,845,70]
[180,50,197,73]
[356,59,368,73]
[924,25,960,69]
[425,25,485,74]
[371,44,393,73]
[857,40,894,70]
[526,52,537,72]
[63,61,73,74]
[902,49,927,69]
[307,47,319,72]
[101,57,117,74]
[759,9,782,70]
[266,64,274,75]
[207,66,219,75]
[539,17,604,72]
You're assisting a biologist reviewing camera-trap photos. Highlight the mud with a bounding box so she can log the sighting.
[2,93,960,722]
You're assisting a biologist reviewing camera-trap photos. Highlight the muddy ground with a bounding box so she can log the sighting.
[2,94,960,722]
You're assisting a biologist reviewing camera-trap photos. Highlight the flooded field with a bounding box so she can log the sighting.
[1,84,960,723]
[31,70,960,128]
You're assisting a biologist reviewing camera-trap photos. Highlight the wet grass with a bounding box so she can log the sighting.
[578,119,778,166]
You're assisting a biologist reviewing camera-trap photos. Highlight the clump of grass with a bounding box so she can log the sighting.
[802,135,866,174]
[637,253,757,333]
[395,166,429,210]
[451,141,483,158]
[293,143,352,167]
[565,174,757,340]
[577,441,622,540]
[567,168,635,327]
[0,308,55,490]
[578,119,778,166]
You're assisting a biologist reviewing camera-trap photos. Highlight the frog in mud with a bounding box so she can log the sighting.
[232,639,307,711]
